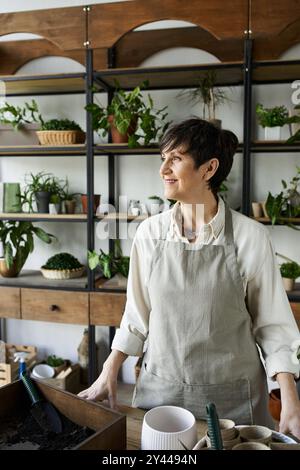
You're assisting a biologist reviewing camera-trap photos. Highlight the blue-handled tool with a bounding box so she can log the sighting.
[206,402,223,450]
[20,371,62,434]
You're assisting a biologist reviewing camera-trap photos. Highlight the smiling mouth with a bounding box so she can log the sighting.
[164,179,178,184]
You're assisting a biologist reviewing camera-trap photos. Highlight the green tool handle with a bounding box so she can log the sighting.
[206,402,223,450]
[20,371,41,405]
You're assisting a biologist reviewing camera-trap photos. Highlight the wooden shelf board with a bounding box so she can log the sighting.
[0,144,87,156]
[251,141,300,152]
[95,62,244,90]
[0,73,90,96]
[0,213,87,222]
[253,60,300,84]
[0,269,89,289]
[253,216,300,225]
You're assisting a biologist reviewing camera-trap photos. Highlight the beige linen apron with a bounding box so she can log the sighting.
[133,204,273,427]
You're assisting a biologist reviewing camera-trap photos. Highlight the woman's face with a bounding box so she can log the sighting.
[159,146,216,203]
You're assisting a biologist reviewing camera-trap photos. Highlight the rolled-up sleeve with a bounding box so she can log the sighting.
[247,233,300,380]
[111,228,151,357]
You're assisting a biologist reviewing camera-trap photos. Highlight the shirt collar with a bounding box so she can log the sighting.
[170,196,225,243]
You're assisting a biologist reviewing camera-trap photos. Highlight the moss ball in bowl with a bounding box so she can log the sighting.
[41,252,85,279]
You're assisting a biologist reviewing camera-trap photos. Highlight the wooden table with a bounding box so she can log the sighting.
[118,405,207,450]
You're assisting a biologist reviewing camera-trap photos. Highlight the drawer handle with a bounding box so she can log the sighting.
[49,304,59,312]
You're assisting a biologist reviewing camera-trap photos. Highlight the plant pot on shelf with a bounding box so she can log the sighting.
[108,115,137,144]
[209,119,222,129]
[81,194,101,214]
[0,123,39,145]
[35,191,51,213]
[0,258,20,277]
[282,277,295,291]
[36,130,86,146]
[264,126,281,140]
[65,199,76,214]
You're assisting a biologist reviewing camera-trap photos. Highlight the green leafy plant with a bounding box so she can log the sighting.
[0,221,56,274]
[276,253,300,279]
[42,252,83,270]
[256,103,289,128]
[148,195,164,204]
[265,166,300,229]
[286,105,300,144]
[86,81,169,148]
[88,240,130,278]
[0,99,41,129]
[40,119,83,131]
[59,177,80,201]
[177,71,230,121]
[46,354,64,367]
[20,171,65,212]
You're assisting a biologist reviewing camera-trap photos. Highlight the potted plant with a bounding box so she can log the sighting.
[36,118,85,145]
[276,253,300,291]
[86,81,169,148]
[21,171,64,214]
[265,166,300,229]
[81,194,101,214]
[177,71,230,128]
[0,99,40,145]
[41,252,85,279]
[286,105,300,144]
[256,103,289,140]
[0,220,56,277]
[0,99,85,146]
[146,195,164,215]
[88,240,130,279]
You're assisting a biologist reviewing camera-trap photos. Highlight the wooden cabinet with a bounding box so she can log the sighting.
[0,287,21,319]
[21,289,88,324]
[290,303,300,330]
[90,292,126,326]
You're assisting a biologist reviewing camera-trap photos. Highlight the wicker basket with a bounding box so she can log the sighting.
[36,130,86,145]
[41,266,85,280]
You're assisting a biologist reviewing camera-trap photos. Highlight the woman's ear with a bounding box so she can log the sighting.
[205,158,219,181]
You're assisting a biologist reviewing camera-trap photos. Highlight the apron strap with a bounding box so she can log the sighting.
[223,202,234,245]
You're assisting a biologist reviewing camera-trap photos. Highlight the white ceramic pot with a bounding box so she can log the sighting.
[264,126,281,140]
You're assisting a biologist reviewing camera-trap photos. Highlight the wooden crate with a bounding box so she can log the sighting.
[0,379,126,450]
[0,344,37,387]
[40,364,81,393]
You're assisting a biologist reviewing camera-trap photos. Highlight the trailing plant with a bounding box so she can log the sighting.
[42,252,83,271]
[86,80,169,148]
[0,99,41,129]
[177,71,230,121]
[46,354,64,367]
[88,240,130,278]
[276,253,300,279]
[0,220,56,274]
[256,103,289,128]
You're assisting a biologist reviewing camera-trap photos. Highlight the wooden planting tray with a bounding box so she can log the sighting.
[0,379,126,450]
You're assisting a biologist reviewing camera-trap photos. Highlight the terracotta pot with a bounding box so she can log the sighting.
[269,388,281,421]
[0,258,20,277]
[65,199,76,214]
[108,115,137,144]
[81,194,101,214]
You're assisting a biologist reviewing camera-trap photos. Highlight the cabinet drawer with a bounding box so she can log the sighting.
[0,287,21,319]
[90,292,126,326]
[21,289,88,324]
[291,303,300,329]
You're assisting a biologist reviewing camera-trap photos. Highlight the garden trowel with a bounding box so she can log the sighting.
[20,371,62,434]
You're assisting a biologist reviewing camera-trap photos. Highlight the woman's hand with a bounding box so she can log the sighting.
[279,403,300,440]
[276,372,300,440]
[77,349,128,410]
[78,365,118,409]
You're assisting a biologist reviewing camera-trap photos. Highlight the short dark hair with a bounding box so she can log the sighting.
[159,118,239,195]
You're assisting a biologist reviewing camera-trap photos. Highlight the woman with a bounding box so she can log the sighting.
[79,118,300,437]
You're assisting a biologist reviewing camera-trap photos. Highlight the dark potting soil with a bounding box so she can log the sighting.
[0,409,94,450]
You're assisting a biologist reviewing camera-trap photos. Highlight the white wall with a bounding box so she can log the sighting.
[1,0,300,385]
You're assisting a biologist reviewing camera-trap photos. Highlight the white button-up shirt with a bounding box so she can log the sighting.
[112,197,300,379]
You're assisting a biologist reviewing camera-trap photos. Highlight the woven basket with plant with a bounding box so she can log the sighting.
[36,119,85,145]
[41,252,85,279]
